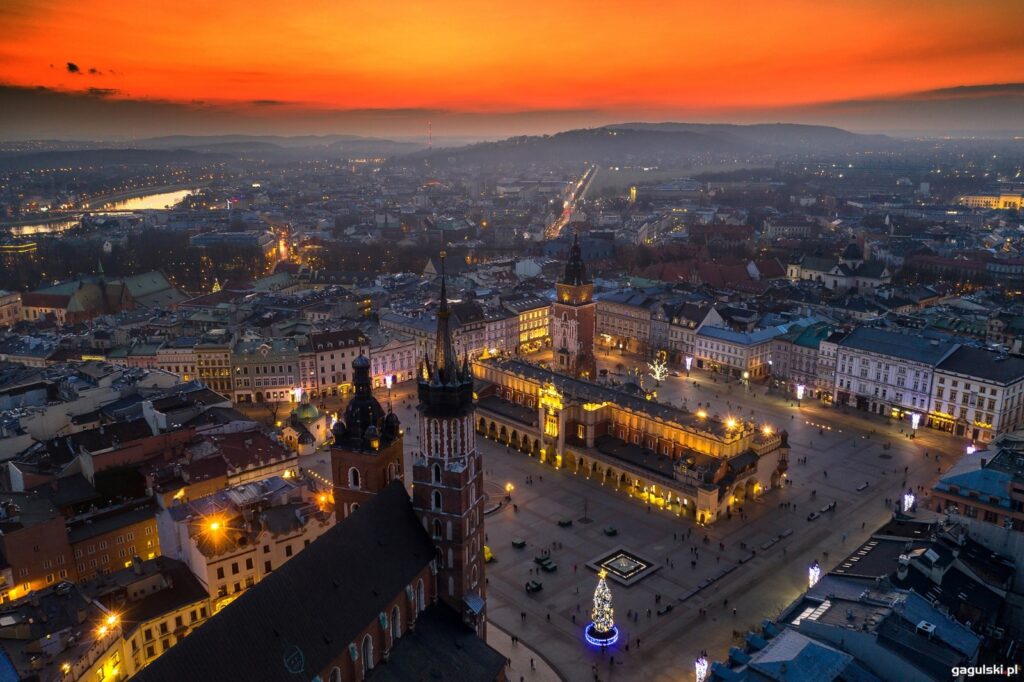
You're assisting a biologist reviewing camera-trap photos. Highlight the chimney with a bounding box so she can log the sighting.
[131,555,143,576]
[897,555,909,581]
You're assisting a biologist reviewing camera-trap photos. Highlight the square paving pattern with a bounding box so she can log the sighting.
[587,546,660,586]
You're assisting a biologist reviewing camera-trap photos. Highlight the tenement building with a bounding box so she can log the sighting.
[472,357,789,524]
[132,258,504,682]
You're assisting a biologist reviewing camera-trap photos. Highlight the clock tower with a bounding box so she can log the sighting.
[551,230,597,379]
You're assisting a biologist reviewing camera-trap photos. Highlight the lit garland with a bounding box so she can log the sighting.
[584,569,619,646]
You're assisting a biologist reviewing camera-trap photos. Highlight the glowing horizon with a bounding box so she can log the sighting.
[1,0,1022,115]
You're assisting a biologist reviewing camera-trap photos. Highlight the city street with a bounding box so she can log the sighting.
[353,361,963,682]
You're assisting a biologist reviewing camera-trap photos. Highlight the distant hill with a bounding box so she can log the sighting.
[0,148,220,172]
[0,134,425,170]
[137,134,423,156]
[407,123,898,166]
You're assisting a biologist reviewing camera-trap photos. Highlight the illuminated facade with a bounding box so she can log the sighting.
[551,230,597,378]
[157,476,334,611]
[473,357,789,524]
[958,192,1024,210]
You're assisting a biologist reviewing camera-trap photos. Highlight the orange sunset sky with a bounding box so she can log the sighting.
[1,0,1023,137]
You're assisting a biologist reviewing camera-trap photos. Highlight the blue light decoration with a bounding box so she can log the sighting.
[583,569,619,647]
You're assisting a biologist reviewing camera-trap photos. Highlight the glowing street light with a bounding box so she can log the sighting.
[695,655,709,682]
[685,356,693,376]
[903,490,916,512]
[505,483,514,500]
[384,374,393,390]
[967,444,976,455]
[762,425,773,436]
[795,383,805,406]
[910,412,920,438]
[808,560,821,589]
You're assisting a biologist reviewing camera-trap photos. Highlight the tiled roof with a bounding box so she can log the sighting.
[131,481,436,682]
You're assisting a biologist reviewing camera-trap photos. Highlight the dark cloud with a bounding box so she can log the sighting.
[86,88,119,97]
[249,99,287,106]
[88,68,102,75]
[66,62,80,74]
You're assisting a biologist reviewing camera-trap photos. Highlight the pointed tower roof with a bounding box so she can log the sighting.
[433,251,459,379]
[561,230,589,286]
[417,251,474,415]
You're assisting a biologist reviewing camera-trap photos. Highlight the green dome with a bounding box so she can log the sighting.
[293,402,321,422]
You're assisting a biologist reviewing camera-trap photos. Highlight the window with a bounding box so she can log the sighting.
[348,467,361,488]
[285,545,293,557]
[361,634,374,674]
[264,560,272,573]
[216,567,224,580]
[432,464,442,484]
[432,491,442,511]
[245,558,254,570]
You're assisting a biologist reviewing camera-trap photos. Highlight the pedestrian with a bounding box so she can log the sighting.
[733,607,737,616]
[521,611,526,622]
[637,638,641,648]
[531,658,536,671]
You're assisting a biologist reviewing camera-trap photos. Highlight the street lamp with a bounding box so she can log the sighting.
[795,383,805,406]
[695,656,709,682]
[808,561,821,588]
[967,444,976,455]
[910,412,920,438]
[902,490,916,512]
[505,483,514,500]
[685,355,693,377]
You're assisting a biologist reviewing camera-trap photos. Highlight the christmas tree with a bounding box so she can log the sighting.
[590,569,615,636]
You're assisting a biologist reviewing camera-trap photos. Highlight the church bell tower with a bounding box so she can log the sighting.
[411,252,488,635]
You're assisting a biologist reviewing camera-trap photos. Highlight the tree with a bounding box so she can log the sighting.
[591,569,616,635]
[647,358,668,385]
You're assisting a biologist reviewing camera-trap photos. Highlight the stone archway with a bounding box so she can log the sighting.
[499,425,507,444]
[532,439,541,456]
[478,417,486,433]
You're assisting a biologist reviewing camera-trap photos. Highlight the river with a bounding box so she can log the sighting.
[6,188,197,236]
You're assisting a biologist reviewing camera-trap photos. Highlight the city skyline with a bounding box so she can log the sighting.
[1,0,1023,139]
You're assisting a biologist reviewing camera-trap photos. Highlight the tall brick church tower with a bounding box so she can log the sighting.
[411,253,487,636]
[330,355,404,521]
[552,230,597,379]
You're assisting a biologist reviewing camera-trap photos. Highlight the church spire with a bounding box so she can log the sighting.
[433,251,459,380]
[562,229,589,286]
